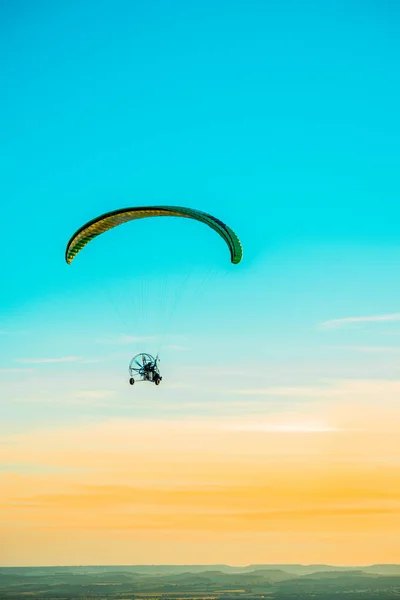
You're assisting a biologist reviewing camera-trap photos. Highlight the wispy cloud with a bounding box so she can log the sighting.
[97,335,156,345]
[80,358,106,364]
[320,313,400,330]
[0,329,27,335]
[231,385,345,398]
[73,390,115,399]
[224,422,340,433]
[232,379,400,404]
[0,368,35,373]
[12,392,118,407]
[163,344,188,351]
[16,356,82,364]
[160,382,196,391]
[329,345,400,353]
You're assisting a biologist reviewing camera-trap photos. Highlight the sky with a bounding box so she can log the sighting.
[1,0,400,566]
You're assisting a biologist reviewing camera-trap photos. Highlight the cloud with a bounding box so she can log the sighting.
[12,392,118,407]
[0,329,27,335]
[231,385,345,398]
[329,345,400,353]
[80,358,106,364]
[320,313,400,330]
[16,356,82,364]
[73,390,115,399]
[230,379,400,406]
[0,368,35,373]
[223,422,339,433]
[163,344,188,351]
[161,382,195,390]
[97,335,156,345]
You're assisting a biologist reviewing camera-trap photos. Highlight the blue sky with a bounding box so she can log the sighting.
[1,0,400,431]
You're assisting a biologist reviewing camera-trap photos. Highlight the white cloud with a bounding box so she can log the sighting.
[0,329,27,335]
[224,422,339,433]
[231,379,400,403]
[96,335,156,345]
[329,345,400,353]
[163,344,188,351]
[320,313,400,330]
[12,391,118,407]
[231,385,345,398]
[73,390,115,399]
[161,382,196,390]
[80,358,106,364]
[16,356,82,364]
[0,368,35,373]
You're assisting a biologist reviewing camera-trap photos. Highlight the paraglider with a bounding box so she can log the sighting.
[65,205,242,387]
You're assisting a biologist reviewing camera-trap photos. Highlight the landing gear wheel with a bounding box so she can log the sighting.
[154,375,161,386]
[129,377,135,385]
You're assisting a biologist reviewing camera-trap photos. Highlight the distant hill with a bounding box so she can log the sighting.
[298,569,377,579]
[363,564,400,575]
[1,564,400,598]
[249,563,400,576]
[3,563,400,576]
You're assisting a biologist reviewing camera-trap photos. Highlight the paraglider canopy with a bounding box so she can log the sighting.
[65,205,243,266]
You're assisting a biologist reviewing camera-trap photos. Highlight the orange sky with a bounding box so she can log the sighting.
[2,383,400,566]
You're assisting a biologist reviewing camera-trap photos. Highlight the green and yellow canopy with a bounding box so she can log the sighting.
[66,205,242,265]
